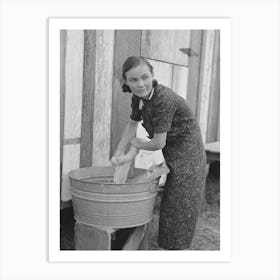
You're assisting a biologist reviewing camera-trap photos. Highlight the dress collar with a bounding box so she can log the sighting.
[146,87,155,100]
[139,87,155,110]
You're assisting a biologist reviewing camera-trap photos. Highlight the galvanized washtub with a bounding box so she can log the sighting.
[68,166,158,228]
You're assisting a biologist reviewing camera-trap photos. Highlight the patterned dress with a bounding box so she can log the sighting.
[130,83,206,250]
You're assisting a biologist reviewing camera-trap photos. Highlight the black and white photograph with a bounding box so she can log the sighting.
[1,1,279,279]
[49,18,231,260]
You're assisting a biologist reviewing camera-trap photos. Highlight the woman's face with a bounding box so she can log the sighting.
[124,63,154,99]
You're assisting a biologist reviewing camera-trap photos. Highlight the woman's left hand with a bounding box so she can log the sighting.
[130,137,144,150]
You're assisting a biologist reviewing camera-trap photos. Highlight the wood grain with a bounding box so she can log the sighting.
[146,58,173,88]
[141,30,191,66]
[197,30,216,143]
[186,30,203,117]
[80,30,96,168]
[74,222,112,250]
[60,30,67,164]
[172,65,189,100]
[206,31,220,143]
[61,144,80,201]
[64,30,84,139]
[92,30,115,166]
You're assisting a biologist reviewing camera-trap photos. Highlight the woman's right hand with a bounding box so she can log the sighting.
[110,150,124,166]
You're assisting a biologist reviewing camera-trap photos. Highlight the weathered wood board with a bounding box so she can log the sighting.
[198,30,216,143]
[64,30,84,139]
[146,58,172,88]
[141,30,191,66]
[186,30,203,116]
[92,30,115,166]
[206,31,220,143]
[61,144,80,201]
[80,30,96,168]
[172,65,189,100]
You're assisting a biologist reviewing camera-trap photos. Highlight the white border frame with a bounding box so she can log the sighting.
[49,18,231,262]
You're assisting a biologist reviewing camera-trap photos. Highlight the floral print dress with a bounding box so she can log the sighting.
[130,83,206,250]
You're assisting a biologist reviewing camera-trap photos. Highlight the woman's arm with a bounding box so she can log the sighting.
[113,120,139,155]
[131,132,167,151]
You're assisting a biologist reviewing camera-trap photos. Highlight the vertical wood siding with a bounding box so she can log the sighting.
[172,65,189,100]
[92,30,115,166]
[80,30,96,168]
[146,59,173,88]
[60,29,220,203]
[60,30,66,164]
[64,30,84,139]
[141,30,191,66]
[186,30,203,116]
[61,144,81,201]
[61,30,84,201]
[206,31,220,143]
[197,30,216,143]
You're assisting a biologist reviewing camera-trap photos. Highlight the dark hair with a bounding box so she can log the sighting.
[121,56,156,93]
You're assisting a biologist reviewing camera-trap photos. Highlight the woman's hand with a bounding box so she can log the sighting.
[130,137,146,150]
[110,150,124,166]
[111,146,139,166]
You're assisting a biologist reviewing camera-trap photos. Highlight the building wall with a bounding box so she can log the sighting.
[60,29,220,202]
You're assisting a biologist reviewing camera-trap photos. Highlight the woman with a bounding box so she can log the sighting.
[111,56,206,250]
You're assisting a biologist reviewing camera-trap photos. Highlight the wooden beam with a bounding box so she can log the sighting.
[197,30,216,143]
[206,31,220,143]
[74,222,112,250]
[61,144,81,201]
[80,30,96,168]
[122,225,145,250]
[92,30,115,166]
[60,30,67,165]
[60,30,67,203]
[64,30,84,139]
[186,30,203,117]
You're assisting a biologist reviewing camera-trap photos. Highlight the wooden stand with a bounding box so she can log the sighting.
[74,222,149,250]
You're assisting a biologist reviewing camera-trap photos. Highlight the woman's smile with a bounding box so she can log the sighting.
[124,63,154,98]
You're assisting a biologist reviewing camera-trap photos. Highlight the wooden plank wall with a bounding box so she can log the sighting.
[80,30,96,168]
[61,30,84,202]
[186,30,203,117]
[197,30,220,144]
[206,31,220,143]
[60,29,220,203]
[92,30,114,166]
[61,30,114,202]
[141,30,191,66]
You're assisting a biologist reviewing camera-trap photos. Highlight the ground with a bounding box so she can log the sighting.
[60,168,220,250]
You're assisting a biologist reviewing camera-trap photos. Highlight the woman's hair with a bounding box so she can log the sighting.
[121,56,157,93]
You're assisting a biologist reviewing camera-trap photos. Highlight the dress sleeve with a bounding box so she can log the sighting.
[152,93,177,133]
[130,94,142,122]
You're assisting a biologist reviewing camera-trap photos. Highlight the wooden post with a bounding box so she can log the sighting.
[92,30,115,167]
[74,222,113,250]
[80,30,96,168]
[186,30,203,117]
[197,30,216,143]
[74,222,149,250]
